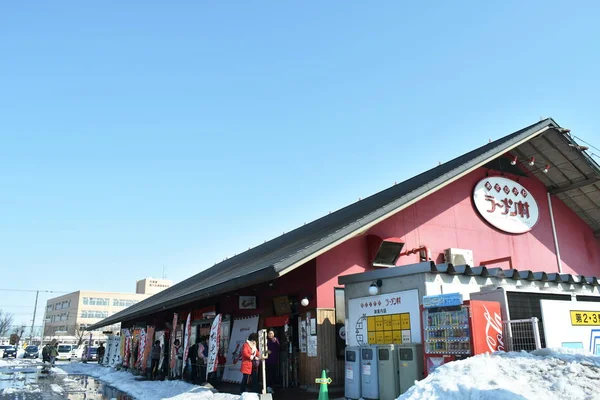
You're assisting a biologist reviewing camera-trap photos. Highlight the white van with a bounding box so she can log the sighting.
[56,344,75,361]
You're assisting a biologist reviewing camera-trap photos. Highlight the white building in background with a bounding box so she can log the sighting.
[43,277,172,343]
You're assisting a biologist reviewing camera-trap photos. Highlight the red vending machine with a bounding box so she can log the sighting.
[421,293,503,377]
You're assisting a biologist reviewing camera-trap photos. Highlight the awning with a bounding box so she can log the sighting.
[264,315,290,327]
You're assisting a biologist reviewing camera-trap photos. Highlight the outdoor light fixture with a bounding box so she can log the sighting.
[510,156,518,166]
[369,279,383,296]
[543,165,550,174]
[301,297,310,307]
[528,157,535,166]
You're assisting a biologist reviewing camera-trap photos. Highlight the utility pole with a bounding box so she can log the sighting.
[29,290,39,344]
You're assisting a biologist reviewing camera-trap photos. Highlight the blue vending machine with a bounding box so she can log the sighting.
[344,346,361,400]
[360,345,379,400]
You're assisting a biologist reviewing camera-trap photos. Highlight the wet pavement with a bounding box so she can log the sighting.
[0,363,132,399]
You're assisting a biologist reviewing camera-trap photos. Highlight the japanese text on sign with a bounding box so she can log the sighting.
[570,311,600,326]
[423,293,463,309]
[484,195,531,219]
[472,177,540,234]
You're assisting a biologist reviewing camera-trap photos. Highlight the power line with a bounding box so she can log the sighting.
[0,289,68,293]
[573,135,600,154]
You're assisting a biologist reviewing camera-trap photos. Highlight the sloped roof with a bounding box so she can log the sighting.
[338,261,600,287]
[89,117,593,330]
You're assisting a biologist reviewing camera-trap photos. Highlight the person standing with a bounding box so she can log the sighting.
[150,340,161,380]
[265,329,280,393]
[188,338,200,383]
[49,341,58,367]
[239,333,260,394]
[174,339,183,379]
[97,343,105,364]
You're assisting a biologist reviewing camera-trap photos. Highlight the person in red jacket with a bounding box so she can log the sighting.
[239,333,260,393]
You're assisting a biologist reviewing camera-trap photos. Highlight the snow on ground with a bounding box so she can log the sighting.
[56,363,254,400]
[400,348,600,400]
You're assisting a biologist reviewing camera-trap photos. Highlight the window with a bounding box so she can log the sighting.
[83,297,89,305]
[507,292,570,349]
[46,304,54,312]
[80,310,109,319]
[112,299,139,307]
[334,287,346,359]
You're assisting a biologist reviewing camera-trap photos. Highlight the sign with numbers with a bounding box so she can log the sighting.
[570,311,600,326]
[347,289,421,347]
[540,300,600,356]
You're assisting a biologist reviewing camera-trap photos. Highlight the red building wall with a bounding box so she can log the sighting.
[315,167,600,308]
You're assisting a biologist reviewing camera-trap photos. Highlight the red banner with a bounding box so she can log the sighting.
[170,313,179,372]
[470,300,504,355]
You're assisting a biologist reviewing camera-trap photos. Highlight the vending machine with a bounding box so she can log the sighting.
[421,293,503,377]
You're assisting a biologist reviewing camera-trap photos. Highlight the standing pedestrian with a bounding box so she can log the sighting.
[188,338,200,383]
[265,329,280,393]
[151,340,161,380]
[239,333,260,394]
[174,339,183,379]
[49,341,58,367]
[97,343,105,364]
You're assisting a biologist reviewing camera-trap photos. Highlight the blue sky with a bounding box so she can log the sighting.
[1,1,599,330]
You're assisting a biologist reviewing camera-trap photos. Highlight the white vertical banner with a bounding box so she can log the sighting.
[182,313,192,376]
[102,336,112,365]
[222,315,259,383]
[206,314,222,379]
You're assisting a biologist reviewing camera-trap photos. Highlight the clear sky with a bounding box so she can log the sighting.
[1,1,599,331]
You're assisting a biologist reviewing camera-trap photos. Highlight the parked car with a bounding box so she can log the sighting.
[70,345,84,360]
[87,346,99,361]
[56,344,76,361]
[0,345,17,358]
[23,345,39,358]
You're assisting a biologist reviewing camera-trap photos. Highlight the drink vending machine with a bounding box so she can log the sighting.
[421,293,503,376]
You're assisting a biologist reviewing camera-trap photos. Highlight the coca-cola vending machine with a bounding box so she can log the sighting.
[421,293,503,376]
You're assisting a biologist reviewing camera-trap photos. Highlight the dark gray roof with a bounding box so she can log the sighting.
[88,118,564,330]
[338,261,600,286]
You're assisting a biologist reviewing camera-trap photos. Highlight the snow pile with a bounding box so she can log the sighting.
[56,363,253,400]
[400,348,600,400]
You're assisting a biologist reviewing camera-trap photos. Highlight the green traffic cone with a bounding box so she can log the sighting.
[318,369,329,400]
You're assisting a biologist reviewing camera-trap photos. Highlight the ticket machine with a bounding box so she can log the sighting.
[377,345,400,400]
[398,343,424,394]
[344,346,361,400]
[360,345,379,400]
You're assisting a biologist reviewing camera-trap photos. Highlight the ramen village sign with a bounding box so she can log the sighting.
[473,176,539,234]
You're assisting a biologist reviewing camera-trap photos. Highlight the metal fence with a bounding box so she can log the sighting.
[502,317,542,352]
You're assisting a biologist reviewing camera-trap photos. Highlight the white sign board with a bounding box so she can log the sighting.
[473,176,539,234]
[222,315,259,383]
[347,289,421,346]
[540,299,600,355]
[206,314,222,379]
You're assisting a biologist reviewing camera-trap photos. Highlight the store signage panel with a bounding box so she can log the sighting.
[570,310,600,326]
[540,300,600,355]
[423,293,463,309]
[347,289,421,347]
[472,176,539,234]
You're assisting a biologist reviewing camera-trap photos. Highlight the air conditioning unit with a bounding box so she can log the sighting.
[444,248,474,267]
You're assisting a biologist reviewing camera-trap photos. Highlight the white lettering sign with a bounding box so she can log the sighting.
[483,304,505,353]
[473,177,539,234]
